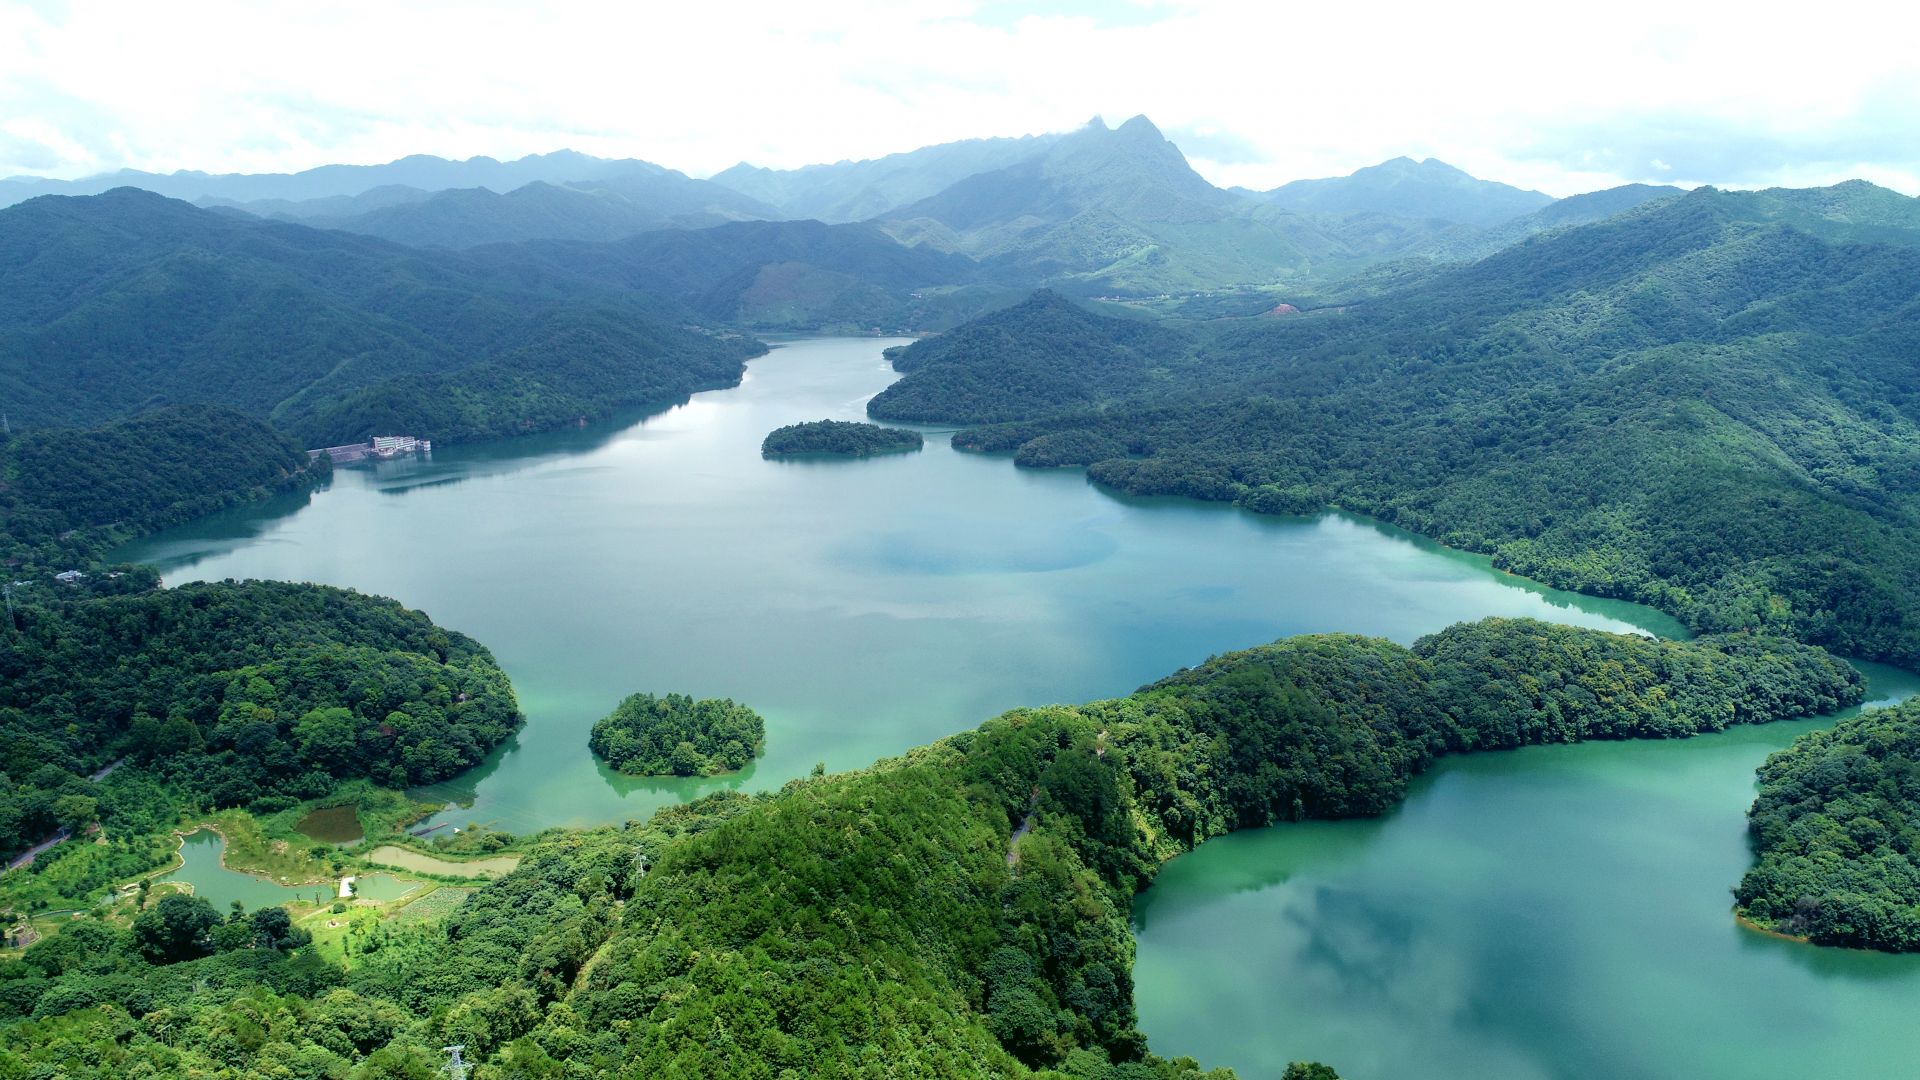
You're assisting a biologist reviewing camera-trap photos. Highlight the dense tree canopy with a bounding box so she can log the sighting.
[761,419,923,458]
[0,189,763,446]
[2,617,1854,1077]
[1736,699,1920,950]
[0,579,520,866]
[0,404,324,570]
[588,692,765,776]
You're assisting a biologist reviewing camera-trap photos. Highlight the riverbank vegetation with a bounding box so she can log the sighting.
[761,419,923,458]
[2,618,1857,1076]
[878,190,1920,671]
[1736,699,1920,950]
[588,692,766,776]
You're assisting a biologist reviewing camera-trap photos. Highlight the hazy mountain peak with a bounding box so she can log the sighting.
[1264,155,1552,226]
[1115,114,1163,139]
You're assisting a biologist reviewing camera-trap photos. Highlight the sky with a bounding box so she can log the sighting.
[3,0,1918,197]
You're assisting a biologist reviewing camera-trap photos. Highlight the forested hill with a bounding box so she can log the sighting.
[0,578,520,868]
[0,188,763,445]
[0,405,325,568]
[869,289,1185,423]
[475,217,990,330]
[0,618,1857,1076]
[884,183,1920,667]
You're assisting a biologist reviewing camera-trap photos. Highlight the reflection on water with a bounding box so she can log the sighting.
[1132,663,1920,1080]
[116,336,1920,1075]
[118,337,1692,837]
[158,831,329,912]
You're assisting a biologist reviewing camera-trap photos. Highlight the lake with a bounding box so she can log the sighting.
[119,337,1676,836]
[118,337,1920,1077]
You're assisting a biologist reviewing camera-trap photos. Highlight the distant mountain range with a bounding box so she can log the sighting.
[256,173,777,249]
[0,149,670,207]
[0,121,1750,294]
[710,132,1062,223]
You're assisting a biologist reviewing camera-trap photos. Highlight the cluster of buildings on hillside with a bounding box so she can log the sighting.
[308,434,432,465]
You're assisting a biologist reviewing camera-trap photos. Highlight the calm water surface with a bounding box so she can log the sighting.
[121,337,1673,834]
[1132,664,1920,1080]
[158,831,330,911]
[119,338,1920,1077]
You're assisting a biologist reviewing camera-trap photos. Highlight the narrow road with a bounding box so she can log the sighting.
[7,827,71,872]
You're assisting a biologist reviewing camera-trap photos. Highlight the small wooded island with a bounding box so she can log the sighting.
[1736,697,1920,951]
[588,692,766,776]
[762,419,923,458]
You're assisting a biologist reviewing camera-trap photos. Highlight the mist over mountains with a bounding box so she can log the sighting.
[0,115,1746,295]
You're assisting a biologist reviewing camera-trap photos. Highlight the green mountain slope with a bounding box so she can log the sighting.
[0,189,762,444]
[476,218,987,330]
[0,404,324,567]
[881,185,1920,666]
[869,289,1185,423]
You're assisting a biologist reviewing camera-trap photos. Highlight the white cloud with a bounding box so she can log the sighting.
[0,0,1916,196]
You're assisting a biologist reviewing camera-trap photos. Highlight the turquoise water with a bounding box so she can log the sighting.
[119,337,1678,835]
[118,337,1920,1077]
[1131,662,1920,1080]
[156,830,330,912]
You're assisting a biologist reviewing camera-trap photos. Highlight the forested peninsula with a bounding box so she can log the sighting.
[1737,699,1920,950]
[1,617,1861,1076]
[761,419,923,458]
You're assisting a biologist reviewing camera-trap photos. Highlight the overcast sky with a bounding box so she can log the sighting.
[3,0,1917,197]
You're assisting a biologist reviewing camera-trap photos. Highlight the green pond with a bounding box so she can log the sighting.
[157,831,330,912]
[349,874,420,903]
[295,805,364,844]
[118,337,1920,1076]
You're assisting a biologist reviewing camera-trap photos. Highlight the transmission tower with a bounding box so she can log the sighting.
[441,1045,470,1080]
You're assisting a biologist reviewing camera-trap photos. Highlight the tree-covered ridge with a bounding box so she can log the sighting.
[0,404,325,569]
[0,579,520,866]
[761,419,923,458]
[0,618,1856,1077]
[588,692,766,776]
[476,217,989,331]
[0,188,763,445]
[1736,699,1920,950]
[890,187,1920,668]
[569,620,1851,1078]
[868,289,1185,424]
